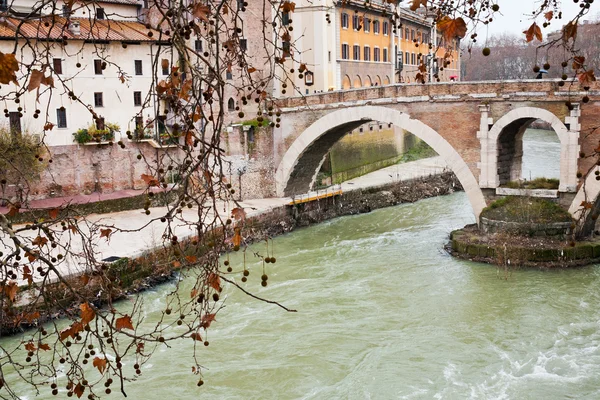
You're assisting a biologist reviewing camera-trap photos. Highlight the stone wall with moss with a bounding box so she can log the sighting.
[328,124,406,184]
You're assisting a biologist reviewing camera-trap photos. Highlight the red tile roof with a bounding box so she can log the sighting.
[0,16,169,42]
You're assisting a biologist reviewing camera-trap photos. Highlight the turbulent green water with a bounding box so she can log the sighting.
[9,129,600,399]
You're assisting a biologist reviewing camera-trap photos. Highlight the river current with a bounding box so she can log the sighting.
[10,129,600,399]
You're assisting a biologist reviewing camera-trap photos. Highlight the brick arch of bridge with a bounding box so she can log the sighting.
[480,106,579,192]
[275,105,487,219]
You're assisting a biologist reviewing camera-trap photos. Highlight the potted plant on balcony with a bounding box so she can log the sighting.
[73,123,120,144]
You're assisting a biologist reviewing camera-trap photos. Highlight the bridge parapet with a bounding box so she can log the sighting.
[275,80,600,111]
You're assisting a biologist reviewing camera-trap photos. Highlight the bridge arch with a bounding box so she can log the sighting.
[480,106,578,192]
[275,106,487,219]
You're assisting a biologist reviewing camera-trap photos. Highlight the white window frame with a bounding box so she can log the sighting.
[353,44,360,61]
[341,13,349,29]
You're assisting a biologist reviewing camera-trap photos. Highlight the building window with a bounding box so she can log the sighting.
[157,116,166,134]
[383,21,389,36]
[352,14,360,31]
[328,51,331,62]
[411,29,415,41]
[133,91,142,106]
[195,39,202,52]
[240,39,247,52]
[61,5,70,17]
[161,61,169,75]
[374,47,380,62]
[364,18,370,33]
[383,48,388,63]
[282,11,290,25]
[94,59,102,75]
[353,45,360,61]
[8,112,21,135]
[134,60,143,75]
[405,28,409,40]
[237,0,244,10]
[94,92,103,107]
[405,52,410,65]
[96,117,105,131]
[227,98,235,111]
[373,20,380,34]
[341,44,349,60]
[341,13,348,29]
[411,53,416,65]
[396,50,403,70]
[226,70,233,80]
[96,7,104,19]
[282,40,291,56]
[56,107,67,128]
[364,46,370,61]
[423,33,429,44]
[53,58,63,75]
[135,116,144,137]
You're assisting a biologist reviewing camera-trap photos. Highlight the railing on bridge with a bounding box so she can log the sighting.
[289,184,343,205]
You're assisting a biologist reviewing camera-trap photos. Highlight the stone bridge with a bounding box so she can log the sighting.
[271,79,600,227]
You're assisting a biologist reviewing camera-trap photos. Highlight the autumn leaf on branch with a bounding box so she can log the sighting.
[437,16,467,42]
[3,281,18,302]
[93,357,107,374]
[581,201,593,209]
[74,383,85,398]
[207,273,221,292]
[80,302,95,326]
[280,1,295,12]
[27,69,54,92]
[48,208,60,219]
[410,0,426,11]
[0,51,19,85]
[185,255,198,264]
[544,11,553,21]
[116,314,134,331]
[232,227,242,247]
[100,228,112,241]
[231,207,246,221]
[563,21,577,42]
[32,235,48,247]
[192,3,210,21]
[190,332,202,341]
[200,313,216,329]
[572,56,585,70]
[577,70,596,85]
[141,173,160,187]
[523,22,542,43]
[38,343,51,351]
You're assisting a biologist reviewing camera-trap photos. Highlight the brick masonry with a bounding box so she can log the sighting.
[273,79,600,220]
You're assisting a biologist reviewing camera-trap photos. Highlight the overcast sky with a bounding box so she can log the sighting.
[476,0,596,38]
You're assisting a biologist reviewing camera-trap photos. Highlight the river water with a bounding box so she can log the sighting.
[10,129,600,399]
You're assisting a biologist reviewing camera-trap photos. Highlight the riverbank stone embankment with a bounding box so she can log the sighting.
[6,171,461,335]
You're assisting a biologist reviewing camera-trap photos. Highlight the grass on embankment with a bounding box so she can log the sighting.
[503,178,559,190]
[482,196,573,224]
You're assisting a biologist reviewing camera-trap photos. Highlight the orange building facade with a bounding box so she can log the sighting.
[276,0,461,97]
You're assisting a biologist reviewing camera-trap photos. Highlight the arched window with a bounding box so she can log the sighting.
[227,98,235,111]
[342,75,351,89]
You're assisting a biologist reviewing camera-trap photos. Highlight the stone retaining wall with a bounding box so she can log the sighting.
[480,216,573,238]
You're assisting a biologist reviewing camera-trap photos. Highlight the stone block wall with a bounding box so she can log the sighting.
[20,142,183,201]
